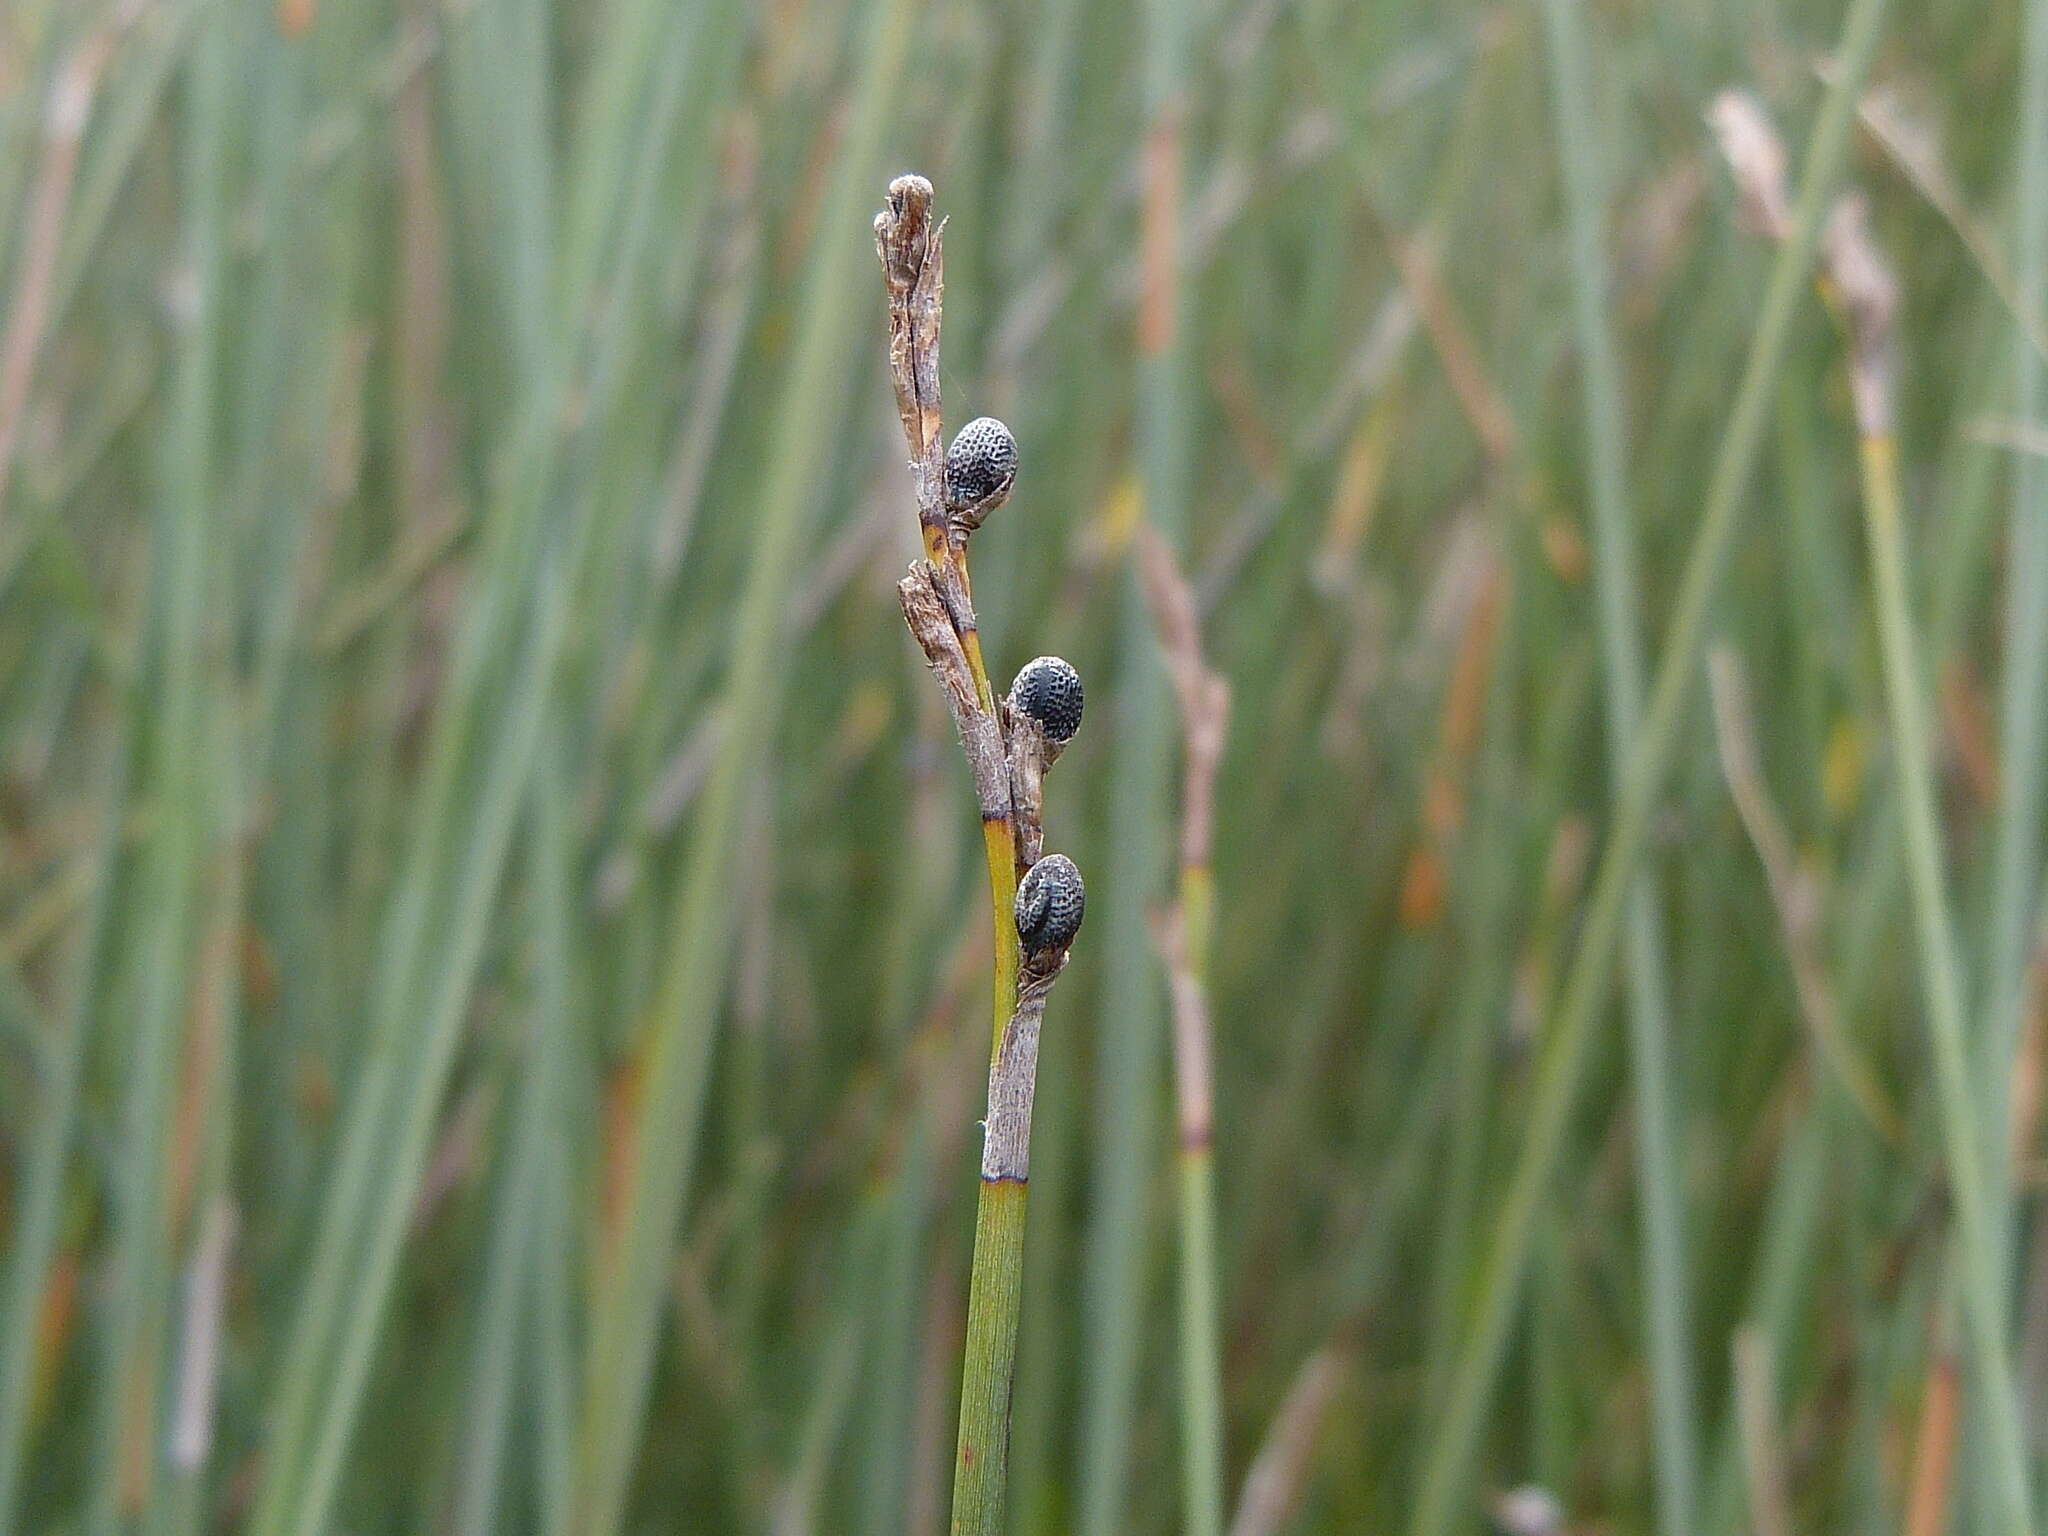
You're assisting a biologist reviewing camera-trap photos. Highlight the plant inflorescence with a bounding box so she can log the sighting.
[876,171,1086,1536]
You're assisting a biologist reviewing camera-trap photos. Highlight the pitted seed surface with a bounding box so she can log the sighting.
[1013,656,1084,742]
[946,417,1018,509]
[1015,854,1085,955]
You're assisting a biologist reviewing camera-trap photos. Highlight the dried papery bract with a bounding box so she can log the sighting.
[1819,194,1899,437]
[1707,91,1793,242]
[875,175,948,565]
[877,172,1088,1536]
[898,565,1009,826]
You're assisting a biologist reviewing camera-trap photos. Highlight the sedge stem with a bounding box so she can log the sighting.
[1855,431,2033,1533]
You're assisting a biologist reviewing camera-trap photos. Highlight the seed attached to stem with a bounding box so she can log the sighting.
[1012,656,1084,743]
[945,416,1018,525]
[1015,853,1085,958]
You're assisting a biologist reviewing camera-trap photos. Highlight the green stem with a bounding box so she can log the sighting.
[1175,867,1224,1536]
[1405,0,1891,1527]
[1855,430,2033,1532]
[949,799,1023,1536]
[0,725,129,1527]
[1537,0,1699,1524]
[953,1179,1029,1535]
[1078,0,1194,1515]
[1176,1152,1225,1536]
[95,13,228,1521]
[954,916,1064,1534]
[1984,0,2048,1271]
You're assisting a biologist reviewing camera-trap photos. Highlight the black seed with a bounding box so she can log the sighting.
[1012,656,1084,743]
[1015,854,1085,956]
[945,417,1018,509]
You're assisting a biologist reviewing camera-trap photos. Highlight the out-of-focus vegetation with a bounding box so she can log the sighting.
[1,0,2045,1530]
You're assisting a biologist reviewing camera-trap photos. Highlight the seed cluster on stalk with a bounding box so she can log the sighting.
[878,171,1090,1536]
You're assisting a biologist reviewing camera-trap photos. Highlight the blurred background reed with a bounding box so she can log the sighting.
[1,0,2045,1530]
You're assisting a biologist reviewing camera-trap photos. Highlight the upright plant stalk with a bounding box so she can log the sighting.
[875,178,1017,1053]
[95,12,227,1520]
[1984,0,2048,1259]
[1406,0,1892,1527]
[1712,101,2040,1526]
[877,177,1092,1536]
[1699,90,2020,1536]
[1826,194,2034,1525]
[1537,0,1701,1524]
[1081,0,1195,1522]
[1965,9,2048,1511]
[451,728,577,1536]
[0,722,129,1529]
[1139,530,1230,1536]
[1863,432,2034,1529]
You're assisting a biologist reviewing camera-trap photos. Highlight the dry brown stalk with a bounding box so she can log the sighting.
[0,0,150,515]
[1138,525,1231,878]
[1819,192,1900,437]
[1904,1329,1960,1536]
[1734,1328,1794,1536]
[1226,1348,1347,1536]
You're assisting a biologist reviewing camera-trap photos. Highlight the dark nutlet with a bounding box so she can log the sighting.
[945,416,1018,512]
[1015,853,1085,957]
[1012,656,1084,743]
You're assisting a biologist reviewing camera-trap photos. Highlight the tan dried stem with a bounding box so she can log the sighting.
[1138,524,1231,1147]
[1004,706,1052,868]
[0,1,150,514]
[1733,1329,1793,1536]
[1708,647,1900,1141]
[2011,933,2048,1171]
[1707,93,1899,436]
[1904,1329,1961,1536]
[980,951,1069,1184]
[875,175,948,559]
[1707,90,1794,243]
[1150,902,1216,1153]
[1819,192,1900,436]
[896,567,1009,826]
[1226,1348,1347,1536]
[1138,524,1231,872]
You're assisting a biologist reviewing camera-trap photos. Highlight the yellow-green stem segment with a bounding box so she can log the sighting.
[952,540,1028,1532]
[955,546,1019,1054]
[981,818,1022,1054]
